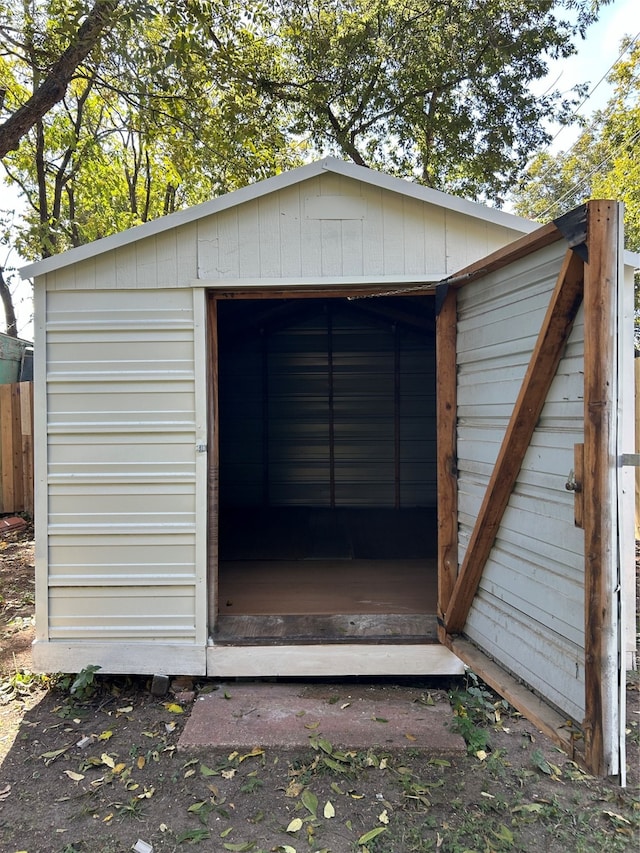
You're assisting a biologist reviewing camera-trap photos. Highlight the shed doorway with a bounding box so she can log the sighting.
[209,292,438,645]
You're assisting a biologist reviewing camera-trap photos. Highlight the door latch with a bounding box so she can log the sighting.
[565,468,581,493]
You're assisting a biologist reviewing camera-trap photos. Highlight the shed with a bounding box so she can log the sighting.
[0,332,33,383]
[21,158,636,778]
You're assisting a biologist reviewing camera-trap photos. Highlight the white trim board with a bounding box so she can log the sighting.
[207,644,465,678]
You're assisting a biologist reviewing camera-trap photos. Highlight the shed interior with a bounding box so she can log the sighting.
[213,294,439,644]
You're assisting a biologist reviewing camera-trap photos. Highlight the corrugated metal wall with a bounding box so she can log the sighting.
[44,288,203,643]
[219,300,436,508]
[456,241,586,722]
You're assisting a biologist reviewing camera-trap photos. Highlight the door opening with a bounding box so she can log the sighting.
[211,294,439,644]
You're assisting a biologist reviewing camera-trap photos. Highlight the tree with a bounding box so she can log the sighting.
[512,36,640,252]
[0,0,123,158]
[245,0,609,202]
[0,0,615,335]
[1,1,302,260]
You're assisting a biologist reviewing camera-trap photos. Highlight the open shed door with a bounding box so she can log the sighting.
[437,201,630,779]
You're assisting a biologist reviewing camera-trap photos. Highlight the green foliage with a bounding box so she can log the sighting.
[512,35,640,252]
[252,0,607,201]
[64,663,101,699]
[448,669,510,755]
[1,0,614,263]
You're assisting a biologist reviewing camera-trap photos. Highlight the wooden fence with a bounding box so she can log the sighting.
[0,382,33,516]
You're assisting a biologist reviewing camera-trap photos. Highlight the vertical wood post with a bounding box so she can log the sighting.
[436,288,458,640]
[20,382,34,516]
[582,200,619,776]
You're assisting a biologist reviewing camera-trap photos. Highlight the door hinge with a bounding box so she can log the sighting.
[195,442,207,453]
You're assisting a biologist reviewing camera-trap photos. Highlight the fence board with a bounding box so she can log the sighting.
[0,382,34,515]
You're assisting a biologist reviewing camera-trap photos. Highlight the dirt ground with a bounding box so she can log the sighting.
[1,522,638,853]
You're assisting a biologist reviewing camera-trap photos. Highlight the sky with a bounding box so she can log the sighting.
[2,0,639,341]
[533,0,639,153]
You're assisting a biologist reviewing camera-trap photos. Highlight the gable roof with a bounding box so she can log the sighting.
[20,156,537,280]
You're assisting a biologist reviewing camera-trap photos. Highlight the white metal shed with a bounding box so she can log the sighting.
[21,158,636,778]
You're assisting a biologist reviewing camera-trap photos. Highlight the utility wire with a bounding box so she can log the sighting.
[537,125,640,220]
[522,29,640,186]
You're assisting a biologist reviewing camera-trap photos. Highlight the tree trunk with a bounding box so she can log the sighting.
[0,0,122,159]
[0,267,19,337]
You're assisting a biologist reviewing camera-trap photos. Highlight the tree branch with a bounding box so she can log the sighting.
[0,0,122,158]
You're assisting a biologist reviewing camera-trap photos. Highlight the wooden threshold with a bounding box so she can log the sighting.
[214,613,438,645]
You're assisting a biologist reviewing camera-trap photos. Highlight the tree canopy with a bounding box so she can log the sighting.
[0,0,615,333]
[512,35,640,253]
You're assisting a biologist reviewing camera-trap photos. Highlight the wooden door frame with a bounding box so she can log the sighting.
[435,201,622,777]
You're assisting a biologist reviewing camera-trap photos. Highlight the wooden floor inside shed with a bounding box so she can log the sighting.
[215,559,438,644]
[214,507,439,644]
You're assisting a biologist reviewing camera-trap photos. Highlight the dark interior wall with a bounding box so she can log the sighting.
[217,297,436,509]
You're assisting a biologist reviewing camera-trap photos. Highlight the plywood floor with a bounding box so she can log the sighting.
[215,558,438,644]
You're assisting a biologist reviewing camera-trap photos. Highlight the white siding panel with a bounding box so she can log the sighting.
[43,288,204,647]
[456,240,586,722]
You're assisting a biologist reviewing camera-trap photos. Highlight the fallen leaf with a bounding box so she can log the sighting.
[221,769,237,780]
[372,717,388,723]
[603,810,631,825]
[200,763,218,776]
[101,753,115,769]
[317,737,333,754]
[304,721,320,730]
[475,750,488,761]
[64,771,85,782]
[40,747,69,765]
[137,756,146,769]
[117,705,134,714]
[404,733,416,741]
[378,809,389,824]
[324,800,335,819]
[512,803,544,814]
[220,826,233,838]
[285,780,304,797]
[0,785,10,800]
[301,788,318,817]
[358,826,386,844]
[286,818,303,833]
[97,730,113,741]
[238,747,265,762]
[137,787,155,799]
[492,824,514,844]
[103,813,113,823]
[163,702,184,714]
[340,702,351,709]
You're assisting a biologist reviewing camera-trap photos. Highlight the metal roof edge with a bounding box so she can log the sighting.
[20,156,536,279]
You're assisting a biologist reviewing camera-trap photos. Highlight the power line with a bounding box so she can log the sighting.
[522,28,640,185]
[537,125,640,220]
